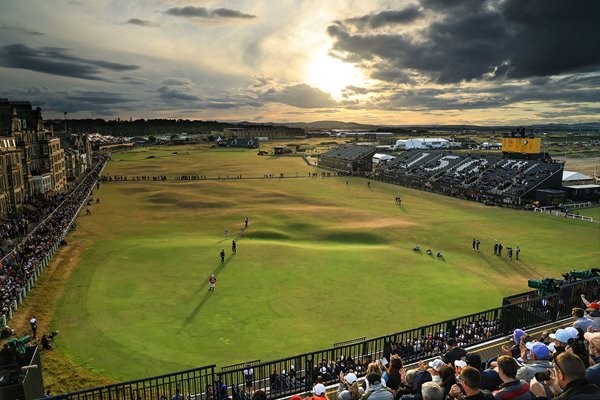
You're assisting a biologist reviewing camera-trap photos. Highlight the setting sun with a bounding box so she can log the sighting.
[305,51,365,100]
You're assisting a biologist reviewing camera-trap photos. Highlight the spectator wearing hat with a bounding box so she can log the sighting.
[584,301,600,329]
[428,359,445,385]
[362,372,394,400]
[571,308,599,332]
[549,329,577,358]
[338,372,364,400]
[529,351,600,400]
[516,342,553,382]
[448,366,495,400]
[493,356,532,400]
[583,332,600,386]
[444,338,467,365]
[311,384,328,400]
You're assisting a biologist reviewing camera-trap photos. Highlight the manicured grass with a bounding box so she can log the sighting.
[55,146,600,381]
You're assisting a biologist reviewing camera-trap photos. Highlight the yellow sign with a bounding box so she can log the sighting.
[502,138,541,154]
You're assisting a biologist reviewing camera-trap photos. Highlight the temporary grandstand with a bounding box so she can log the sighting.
[318,144,376,175]
[375,150,564,205]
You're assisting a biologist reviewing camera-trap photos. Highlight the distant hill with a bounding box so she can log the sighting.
[272,120,379,131]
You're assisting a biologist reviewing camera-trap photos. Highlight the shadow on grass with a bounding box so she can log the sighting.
[179,255,234,333]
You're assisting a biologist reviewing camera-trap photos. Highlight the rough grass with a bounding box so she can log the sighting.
[9,145,600,393]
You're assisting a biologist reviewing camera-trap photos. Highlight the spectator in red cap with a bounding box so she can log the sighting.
[585,301,600,328]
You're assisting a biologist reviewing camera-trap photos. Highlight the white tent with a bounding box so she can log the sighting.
[372,153,396,164]
[562,170,592,182]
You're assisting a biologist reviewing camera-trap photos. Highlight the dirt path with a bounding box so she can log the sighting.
[2,237,114,395]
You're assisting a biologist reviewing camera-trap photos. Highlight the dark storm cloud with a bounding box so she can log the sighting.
[165,6,256,20]
[121,76,147,85]
[126,18,159,27]
[0,44,140,81]
[158,86,201,101]
[328,0,600,84]
[343,7,422,29]
[376,80,600,112]
[261,84,338,108]
[0,25,44,36]
[6,86,139,115]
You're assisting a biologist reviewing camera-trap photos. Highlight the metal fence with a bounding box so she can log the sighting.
[41,277,598,400]
[46,365,216,400]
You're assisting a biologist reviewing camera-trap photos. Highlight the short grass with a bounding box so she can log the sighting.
[54,146,600,381]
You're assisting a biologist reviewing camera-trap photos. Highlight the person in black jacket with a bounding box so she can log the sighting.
[529,351,600,400]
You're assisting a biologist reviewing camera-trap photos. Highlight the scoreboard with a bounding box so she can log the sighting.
[502,137,541,154]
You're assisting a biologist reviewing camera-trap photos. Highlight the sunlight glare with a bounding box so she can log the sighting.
[305,52,364,100]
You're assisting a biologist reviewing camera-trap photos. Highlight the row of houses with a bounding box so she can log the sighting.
[0,99,92,217]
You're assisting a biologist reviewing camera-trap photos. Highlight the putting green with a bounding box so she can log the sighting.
[55,146,600,381]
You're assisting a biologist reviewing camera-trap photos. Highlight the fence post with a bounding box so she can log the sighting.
[1,313,5,328]
[18,290,23,305]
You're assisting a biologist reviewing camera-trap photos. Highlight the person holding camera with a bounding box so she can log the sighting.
[529,351,600,399]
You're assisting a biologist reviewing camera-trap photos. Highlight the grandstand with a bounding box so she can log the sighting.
[318,144,376,175]
[375,150,563,205]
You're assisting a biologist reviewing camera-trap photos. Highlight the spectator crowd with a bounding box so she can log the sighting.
[0,157,107,321]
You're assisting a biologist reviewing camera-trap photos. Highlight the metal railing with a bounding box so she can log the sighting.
[46,365,216,400]
[40,277,598,400]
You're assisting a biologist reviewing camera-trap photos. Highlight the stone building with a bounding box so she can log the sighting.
[0,137,26,215]
[0,99,67,199]
[57,133,93,186]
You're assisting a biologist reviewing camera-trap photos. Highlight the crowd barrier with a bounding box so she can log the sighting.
[45,277,599,400]
[0,158,108,329]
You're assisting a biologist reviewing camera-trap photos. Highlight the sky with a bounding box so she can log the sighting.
[0,0,599,125]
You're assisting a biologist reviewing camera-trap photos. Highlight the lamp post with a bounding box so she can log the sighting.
[64,112,68,134]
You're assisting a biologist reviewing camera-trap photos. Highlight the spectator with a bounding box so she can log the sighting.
[309,384,328,400]
[493,356,532,400]
[529,352,600,399]
[253,390,267,400]
[439,364,457,399]
[338,372,364,400]
[362,372,394,400]
[448,366,495,400]
[444,338,467,365]
[549,330,577,358]
[428,359,445,384]
[171,388,184,400]
[383,355,404,392]
[583,332,600,387]
[584,302,600,328]
[421,382,444,400]
[466,353,502,392]
[516,342,552,382]
[572,308,598,332]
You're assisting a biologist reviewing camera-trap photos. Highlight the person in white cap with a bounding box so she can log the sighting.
[428,359,445,384]
[311,383,328,400]
[337,371,364,400]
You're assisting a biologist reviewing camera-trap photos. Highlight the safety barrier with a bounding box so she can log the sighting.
[45,278,599,400]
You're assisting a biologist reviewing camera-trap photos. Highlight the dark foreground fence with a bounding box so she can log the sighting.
[45,277,598,400]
